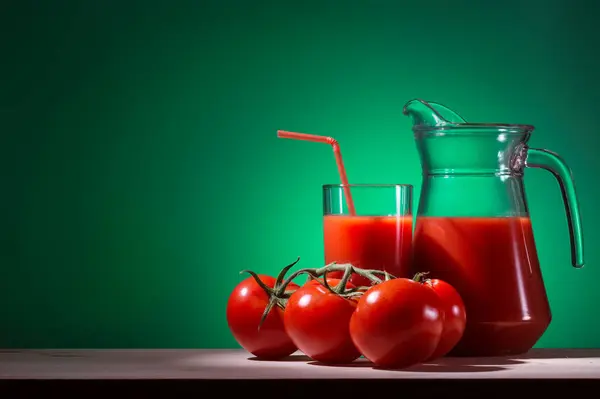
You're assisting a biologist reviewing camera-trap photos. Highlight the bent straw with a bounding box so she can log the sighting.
[277,130,356,216]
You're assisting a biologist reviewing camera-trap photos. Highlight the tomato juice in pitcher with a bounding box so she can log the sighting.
[403,99,585,357]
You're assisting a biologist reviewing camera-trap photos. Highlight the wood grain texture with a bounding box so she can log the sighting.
[0,349,599,380]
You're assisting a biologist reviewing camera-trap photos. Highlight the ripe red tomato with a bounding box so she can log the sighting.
[349,278,444,369]
[422,278,466,360]
[226,274,300,360]
[284,278,361,364]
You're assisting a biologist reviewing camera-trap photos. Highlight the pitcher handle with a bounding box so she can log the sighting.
[524,147,585,268]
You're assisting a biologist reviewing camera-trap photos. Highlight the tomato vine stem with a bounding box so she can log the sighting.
[275,263,396,297]
[335,265,353,294]
[412,271,430,283]
[239,258,401,331]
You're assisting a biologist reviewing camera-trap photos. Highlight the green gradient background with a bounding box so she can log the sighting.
[2,0,599,349]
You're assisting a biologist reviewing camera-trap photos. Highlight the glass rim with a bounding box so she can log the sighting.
[322,184,413,189]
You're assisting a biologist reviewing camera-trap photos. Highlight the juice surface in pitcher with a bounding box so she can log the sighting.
[412,216,551,356]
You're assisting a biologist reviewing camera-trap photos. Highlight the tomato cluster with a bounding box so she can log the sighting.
[226,261,466,369]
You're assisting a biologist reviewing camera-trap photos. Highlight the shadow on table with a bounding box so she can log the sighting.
[246,349,597,372]
[247,354,313,362]
[307,356,526,373]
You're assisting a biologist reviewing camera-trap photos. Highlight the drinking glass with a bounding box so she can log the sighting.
[322,184,413,286]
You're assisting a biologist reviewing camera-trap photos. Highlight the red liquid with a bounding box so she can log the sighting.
[323,215,413,286]
[412,216,551,356]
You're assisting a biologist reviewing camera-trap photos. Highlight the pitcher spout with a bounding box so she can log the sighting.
[402,98,467,129]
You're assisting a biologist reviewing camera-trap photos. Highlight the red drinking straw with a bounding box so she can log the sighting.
[277,130,356,216]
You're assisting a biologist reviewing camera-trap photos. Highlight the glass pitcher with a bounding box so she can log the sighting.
[403,99,584,357]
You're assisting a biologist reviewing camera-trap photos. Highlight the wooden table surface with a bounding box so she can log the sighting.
[0,348,599,379]
[1,348,599,396]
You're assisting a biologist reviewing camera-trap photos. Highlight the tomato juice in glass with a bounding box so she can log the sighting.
[322,184,413,286]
